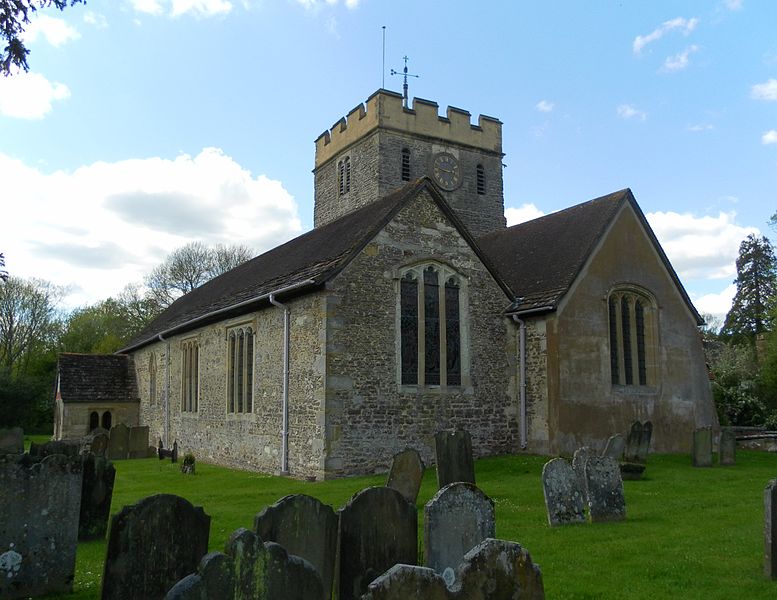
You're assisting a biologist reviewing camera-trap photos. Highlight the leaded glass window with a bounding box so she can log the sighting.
[228,326,254,413]
[608,289,655,387]
[181,339,199,412]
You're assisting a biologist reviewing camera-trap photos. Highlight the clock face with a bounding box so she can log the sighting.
[432,153,461,191]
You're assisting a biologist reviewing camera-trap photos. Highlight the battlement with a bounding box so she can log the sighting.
[314,89,502,167]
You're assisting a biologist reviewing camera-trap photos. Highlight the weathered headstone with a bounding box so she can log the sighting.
[541,458,585,527]
[636,421,652,463]
[623,421,643,463]
[101,493,211,600]
[585,456,626,523]
[602,433,625,460]
[765,479,777,579]
[89,432,111,457]
[692,427,713,467]
[337,486,417,600]
[386,448,425,504]
[108,423,130,460]
[79,454,116,540]
[128,426,150,459]
[720,428,737,466]
[29,439,81,458]
[363,538,545,600]
[0,453,83,599]
[0,426,23,454]
[254,494,338,597]
[424,482,495,581]
[435,429,475,489]
[164,552,234,600]
[571,447,591,499]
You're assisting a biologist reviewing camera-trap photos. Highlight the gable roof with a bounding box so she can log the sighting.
[121,178,513,353]
[57,353,139,403]
[477,188,702,323]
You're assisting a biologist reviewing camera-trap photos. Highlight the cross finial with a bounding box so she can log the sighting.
[391,55,419,108]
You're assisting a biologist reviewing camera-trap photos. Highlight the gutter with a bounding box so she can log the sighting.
[512,315,528,450]
[269,293,291,476]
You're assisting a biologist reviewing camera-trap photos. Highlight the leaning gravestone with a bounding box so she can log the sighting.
[337,486,417,600]
[623,421,643,463]
[765,479,777,579]
[424,482,495,583]
[254,494,338,598]
[602,433,625,460]
[0,427,23,454]
[541,458,585,527]
[363,538,545,600]
[101,493,211,600]
[692,427,713,467]
[0,453,83,599]
[636,421,652,463]
[720,428,737,466]
[435,429,475,489]
[108,423,130,460]
[128,426,150,459]
[585,456,626,523]
[386,448,425,504]
[79,454,116,540]
[572,447,591,499]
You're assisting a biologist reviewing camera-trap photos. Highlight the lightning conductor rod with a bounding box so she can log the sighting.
[391,55,419,109]
[382,26,386,89]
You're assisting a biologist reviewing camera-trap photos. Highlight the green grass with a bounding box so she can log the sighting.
[34,450,777,599]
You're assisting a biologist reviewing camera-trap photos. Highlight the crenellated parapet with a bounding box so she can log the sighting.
[314,89,503,167]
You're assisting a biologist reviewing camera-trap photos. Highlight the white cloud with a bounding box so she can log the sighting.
[661,45,699,72]
[130,0,164,15]
[535,100,554,113]
[633,17,699,55]
[83,11,109,28]
[22,15,80,47]
[616,104,647,121]
[505,204,545,226]
[752,79,777,100]
[692,284,737,324]
[296,0,360,9]
[762,130,777,145]
[130,0,232,17]
[0,149,302,308]
[687,123,714,132]
[723,0,743,10]
[0,71,70,119]
[646,210,759,280]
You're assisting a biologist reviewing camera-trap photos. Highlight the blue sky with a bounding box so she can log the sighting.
[1,0,775,324]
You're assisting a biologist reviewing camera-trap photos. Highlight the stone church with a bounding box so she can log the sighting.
[55,90,717,478]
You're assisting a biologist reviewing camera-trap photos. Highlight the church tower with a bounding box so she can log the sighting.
[313,90,506,238]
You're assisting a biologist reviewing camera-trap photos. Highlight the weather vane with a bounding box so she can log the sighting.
[391,56,419,109]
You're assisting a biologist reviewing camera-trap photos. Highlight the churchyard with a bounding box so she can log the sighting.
[7,433,773,600]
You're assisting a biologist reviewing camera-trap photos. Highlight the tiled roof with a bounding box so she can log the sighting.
[57,353,139,403]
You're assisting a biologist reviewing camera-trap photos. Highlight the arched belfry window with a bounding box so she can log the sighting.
[608,288,657,387]
[399,262,466,387]
[401,148,411,181]
[338,156,352,196]
[228,325,254,413]
[476,164,485,195]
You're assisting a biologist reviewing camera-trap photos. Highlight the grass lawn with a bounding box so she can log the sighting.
[27,438,777,599]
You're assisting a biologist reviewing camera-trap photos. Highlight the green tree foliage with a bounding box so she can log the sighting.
[1,0,86,76]
[708,341,764,426]
[721,234,777,343]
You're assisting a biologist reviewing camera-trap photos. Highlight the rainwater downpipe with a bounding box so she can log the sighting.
[158,333,170,447]
[269,293,291,476]
[512,315,528,450]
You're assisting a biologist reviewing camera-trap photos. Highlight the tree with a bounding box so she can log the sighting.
[145,242,253,310]
[0,252,7,281]
[721,234,777,342]
[1,0,86,76]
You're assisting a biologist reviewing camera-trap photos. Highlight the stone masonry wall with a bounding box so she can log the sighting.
[322,189,518,477]
[58,401,139,440]
[521,318,550,455]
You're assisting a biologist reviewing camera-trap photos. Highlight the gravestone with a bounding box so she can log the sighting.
[79,454,116,540]
[424,482,495,582]
[108,423,130,460]
[435,429,475,489]
[0,453,83,599]
[363,538,545,600]
[719,428,736,466]
[636,421,652,462]
[602,433,625,460]
[585,456,626,523]
[692,427,713,467]
[386,448,425,504]
[89,432,110,457]
[164,552,234,600]
[128,426,150,459]
[541,458,585,526]
[765,479,777,579]
[101,493,211,600]
[0,426,23,454]
[623,421,643,463]
[571,447,591,499]
[29,439,81,458]
[254,494,338,597]
[337,486,417,600]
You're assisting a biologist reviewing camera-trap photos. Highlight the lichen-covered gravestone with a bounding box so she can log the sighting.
[424,482,495,584]
[765,479,777,579]
[0,453,83,599]
[602,434,625,460]
[584,456,626,523]
[89,431,110,457]
[164,552,234,600]
[0,427,23,454]
[79,454,116,540]
[363,538,545,600]
[571,447,591,499]
[435,429,475,489]
[101,493,210,600]
[541,458,585,526]
[254,494,338,597]
[386,448,425,504]
[692,427,713,467]
[719,428,736,466]
[107,423,130,460]
[337,486,417,600]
